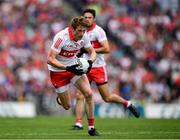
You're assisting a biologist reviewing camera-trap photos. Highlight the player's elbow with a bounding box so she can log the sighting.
[104,48,110,53]
[47,56,53,65]
[102,45,110,53]
[47,59,50,65]
[101,41,110,53]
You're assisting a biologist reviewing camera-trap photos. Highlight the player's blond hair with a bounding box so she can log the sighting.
[71,16,89,30]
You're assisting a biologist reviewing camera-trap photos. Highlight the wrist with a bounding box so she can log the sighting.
[65,66,68,70]
[88,59,93,63]
[88,60,93,67]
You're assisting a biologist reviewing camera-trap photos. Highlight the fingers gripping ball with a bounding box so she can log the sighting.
[66,64,84,75]
[77,58,90,73]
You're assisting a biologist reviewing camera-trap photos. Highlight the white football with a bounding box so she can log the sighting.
[77,58,89,73]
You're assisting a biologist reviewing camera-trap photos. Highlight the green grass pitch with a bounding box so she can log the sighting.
[0,116,180,139]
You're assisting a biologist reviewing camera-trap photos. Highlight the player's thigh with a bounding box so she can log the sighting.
[88,66,108,84]
[75,75,92,97]
[97,83,110,98]
[57,91,70,107]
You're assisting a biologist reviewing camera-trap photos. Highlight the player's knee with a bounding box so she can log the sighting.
[83,90,93,99]
[76,93,84,100]
[103,96,111,103]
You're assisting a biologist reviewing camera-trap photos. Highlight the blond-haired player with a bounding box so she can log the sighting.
[47,16,99,136]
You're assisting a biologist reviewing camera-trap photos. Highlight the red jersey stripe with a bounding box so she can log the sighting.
[54,38,62,49]
[87,23,96,32]
[59,49,79,57]
[91,40,102,48]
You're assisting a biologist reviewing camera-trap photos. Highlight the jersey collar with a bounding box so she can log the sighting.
[87,22,96,32]
[68,26,75,41]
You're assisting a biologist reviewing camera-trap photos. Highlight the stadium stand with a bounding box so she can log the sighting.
[0,0,179,116]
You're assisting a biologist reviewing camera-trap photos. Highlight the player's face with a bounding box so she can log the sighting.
[84,13,95,27]
[73,26,86,41]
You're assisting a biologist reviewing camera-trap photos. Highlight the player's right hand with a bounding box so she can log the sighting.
[66,64,84,75]
[86,60,93,74]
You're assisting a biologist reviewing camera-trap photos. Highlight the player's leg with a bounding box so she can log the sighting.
[89,67,140,118]
[88,67,127,104]
[54,81,71,110]
[50,71,72,110]
[98,83,128,105]
[97,83,140,118]
[57,91,71,110]
[73,90,85,130]
[74,75,99,136]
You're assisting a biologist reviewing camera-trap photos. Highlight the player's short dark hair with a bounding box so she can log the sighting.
[71,16,90,29]
[83,9,96,18]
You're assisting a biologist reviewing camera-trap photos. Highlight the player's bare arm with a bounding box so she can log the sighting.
[94,40,110,54]
[47,48,66,70]
[85,46,96,62]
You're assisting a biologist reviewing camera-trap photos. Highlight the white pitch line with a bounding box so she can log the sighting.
[2,131,180,136]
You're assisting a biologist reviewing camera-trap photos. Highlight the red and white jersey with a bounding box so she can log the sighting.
[47,27,92,72]
[83,23,107,67]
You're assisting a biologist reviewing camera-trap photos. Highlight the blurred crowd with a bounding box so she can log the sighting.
[74,0,180,103]
[0,0,68,106]
[0,0,179,109]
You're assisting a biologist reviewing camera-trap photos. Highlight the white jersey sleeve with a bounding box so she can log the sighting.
[83,24,108,67]
[82,32,92,49]
[51,32,64,53]
[96,26,107,42]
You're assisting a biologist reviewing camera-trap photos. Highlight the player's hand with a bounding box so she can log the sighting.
[66,64,84,75]
[76,48,88,58]
[86,60,93,74]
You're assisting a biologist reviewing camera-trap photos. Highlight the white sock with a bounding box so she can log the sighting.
[127,101,131,107]
[88,126,94,130]
[75,122,82,127]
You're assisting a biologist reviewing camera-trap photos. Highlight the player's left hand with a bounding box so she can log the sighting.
[76,48,88,58]
[86,60,93,74]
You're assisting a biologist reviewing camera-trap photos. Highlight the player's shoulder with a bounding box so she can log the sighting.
[54,27,68,41]
[81,31,89,41]
[91,24,107,38]
[92,24,106,36]
[55,28,68,37]
[94,24,105,31]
